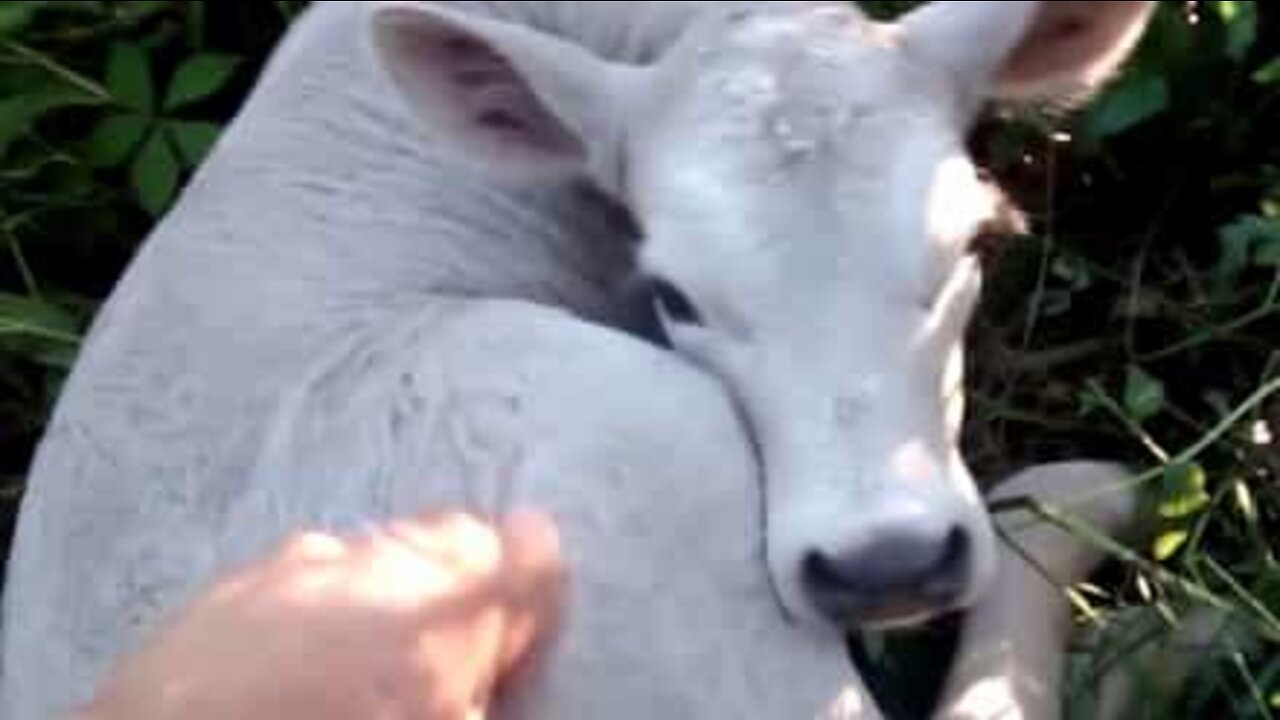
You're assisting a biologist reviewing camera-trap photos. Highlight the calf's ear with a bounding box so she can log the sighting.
[899,1,1157,108]
[369,1,639,183]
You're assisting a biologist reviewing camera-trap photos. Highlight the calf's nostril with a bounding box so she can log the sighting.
[801,523,975,624]
[926,525,972,598]
[802,550,848,596]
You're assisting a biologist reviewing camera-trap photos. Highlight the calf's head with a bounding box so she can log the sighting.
[370,1,1154,629]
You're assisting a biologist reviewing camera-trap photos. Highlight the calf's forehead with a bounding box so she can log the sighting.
[630,7,980,315]
[636,10,965,188]
[677,7,955,120]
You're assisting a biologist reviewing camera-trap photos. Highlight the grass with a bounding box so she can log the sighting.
[1,2,1278,718]
[952,3,1280,715]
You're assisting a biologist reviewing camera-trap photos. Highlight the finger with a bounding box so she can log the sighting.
[204,531,351,606]
[380,512,506,579]
[278,531,351,564]
[339,514,508,613]
[494,510,565,674]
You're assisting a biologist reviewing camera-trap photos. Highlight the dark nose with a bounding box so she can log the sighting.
[803,524,972,628]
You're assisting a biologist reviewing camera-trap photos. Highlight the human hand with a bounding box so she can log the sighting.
[78,511,564,720]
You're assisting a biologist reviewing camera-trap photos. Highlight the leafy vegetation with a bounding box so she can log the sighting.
[964,2,1279,717]
[0,0,307,561]
[1,2,1277,717]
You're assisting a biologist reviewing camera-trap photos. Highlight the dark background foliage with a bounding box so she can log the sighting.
[1,2,1276,716]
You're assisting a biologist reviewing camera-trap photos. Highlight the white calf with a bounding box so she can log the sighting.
[2,2,1154,718]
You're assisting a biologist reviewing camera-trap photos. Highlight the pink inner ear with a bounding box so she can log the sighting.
[996,1,1154,98]
[382,11,584,163]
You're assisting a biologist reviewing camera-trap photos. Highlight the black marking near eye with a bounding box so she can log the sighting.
[612,275,702,349]
[454,66,506,86]
[652,277,702,326]
[442,35,485,58]
[476,108,525,133]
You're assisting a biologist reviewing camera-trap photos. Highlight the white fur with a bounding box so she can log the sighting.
[1,2,1154,718]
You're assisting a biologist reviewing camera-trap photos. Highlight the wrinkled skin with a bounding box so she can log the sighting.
[2,2,1153,719]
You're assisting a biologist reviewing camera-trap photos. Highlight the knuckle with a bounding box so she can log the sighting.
[279,531,348,562]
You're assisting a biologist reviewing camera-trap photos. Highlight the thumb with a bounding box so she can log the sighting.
[494,511,566,678]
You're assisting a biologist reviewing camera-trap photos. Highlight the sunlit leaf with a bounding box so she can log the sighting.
[1234,480,1259,524]
[1216,1,1242,21]
[0,292,84,371]
[1215,1,1257,61]
[1159,463,1211,520]
[1254,57,1280,86]
[0,293,80,340]
[1153,530,1190,561]
[1136,573,1155,603]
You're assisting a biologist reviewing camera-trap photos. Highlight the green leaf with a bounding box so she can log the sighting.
[1159,463,1211,520]
[1216,1,1243,22]
[1153,530,1190,561]
[131,132,180,215]
[1123,365,1166,422]
[0,87,98,155]
[1215,1,1258,61]
[0,293,81,339]
[167,121,221,167]
[85,114,150,168]
[1051,253,1094,291]
[1258,237,1280,267]
[34,344,79,371]
[1217,215,1280,273]
[1270,693,1279,710]
[1081,75,1169,139]
[1140,4,1195,70]
[0,4,37,37]
[1253,572,1280,618]
[1218,220,1259,278]
[164,54,241,111]
[1234,480,1259,524]
[0,293,84,370]
[1254,57,1280,85]
[106,44,154,112]
[1077,387,1105,418]
[114,1,170,21]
